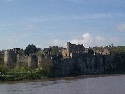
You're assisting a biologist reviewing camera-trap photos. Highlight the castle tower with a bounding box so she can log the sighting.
[64,42,85,58]
[4,49,17,68]
[67,42,71,57]
[28,54,38,69]
[37,54,46,68]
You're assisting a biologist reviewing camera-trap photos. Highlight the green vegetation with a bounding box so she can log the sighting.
[38,59,53,77]
[1,44,125,81]
[0,66,48,81]
[0,64,8,74]
[24,44,38,55]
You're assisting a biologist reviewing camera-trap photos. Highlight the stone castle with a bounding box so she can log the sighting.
[4,48,52,69]
[3,42,110,70]
[62,42,85,58]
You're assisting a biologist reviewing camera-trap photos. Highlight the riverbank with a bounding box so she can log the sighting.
[1,74,125,94]
[0,74,124,84]
[45,74,125,82]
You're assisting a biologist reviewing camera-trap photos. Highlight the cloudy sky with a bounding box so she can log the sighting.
[0,0,125,50]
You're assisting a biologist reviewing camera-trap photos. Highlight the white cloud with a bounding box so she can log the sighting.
[50,39,65,47]
[117,24,125,31]
[37,39,66,48]
[4,0,14,2]
[66,0,124,4]
[65,0,84,3]
[31,13,113,22]
[70,33,121,47]
[27,25,37,30]
[7,38,18,44]
[48,33,116,48]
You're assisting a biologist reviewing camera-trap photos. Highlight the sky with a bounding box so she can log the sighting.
[0,0,125,50]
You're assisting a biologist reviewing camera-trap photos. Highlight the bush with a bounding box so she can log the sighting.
[0,64,7,74]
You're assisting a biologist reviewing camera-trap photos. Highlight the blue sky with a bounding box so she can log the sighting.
[0,0,125,50]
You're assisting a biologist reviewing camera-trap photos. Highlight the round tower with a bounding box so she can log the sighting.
[4,49,17,68]
[28,54,38,69]
[67,42,71,57]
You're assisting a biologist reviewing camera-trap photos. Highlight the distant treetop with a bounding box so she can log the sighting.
[24,44,38,55]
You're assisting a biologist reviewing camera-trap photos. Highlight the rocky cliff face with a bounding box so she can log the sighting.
[52,54,112,77]
[52,58,74,77]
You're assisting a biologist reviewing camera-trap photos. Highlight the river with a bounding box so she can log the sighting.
[0,75,125,94]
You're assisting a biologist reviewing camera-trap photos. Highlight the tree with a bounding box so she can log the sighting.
[0,64,7,74]
[38,58,53,77]
[51,46,59,55]
[24,44,38,55]
[113,52,125,72]
[0,56,4,64]
[88,49,94,55]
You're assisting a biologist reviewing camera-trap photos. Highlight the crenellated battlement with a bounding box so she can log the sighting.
[4,48,52,69]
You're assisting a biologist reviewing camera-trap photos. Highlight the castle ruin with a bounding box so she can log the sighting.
[4,48,52,69]
[62,42,85,58]
[3,42,111,72]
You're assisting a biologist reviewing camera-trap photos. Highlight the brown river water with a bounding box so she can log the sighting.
[0,75,125,94]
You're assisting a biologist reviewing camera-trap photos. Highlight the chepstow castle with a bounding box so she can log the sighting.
[3,42,111,73]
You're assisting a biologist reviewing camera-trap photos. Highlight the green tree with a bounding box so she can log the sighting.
[88,49,94,55]
[113,52,125,72]
[51,47,59,55]
[24,44,38,55]
[0,56,4,64]
[39,59,53,77]
[0,64,7,74]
